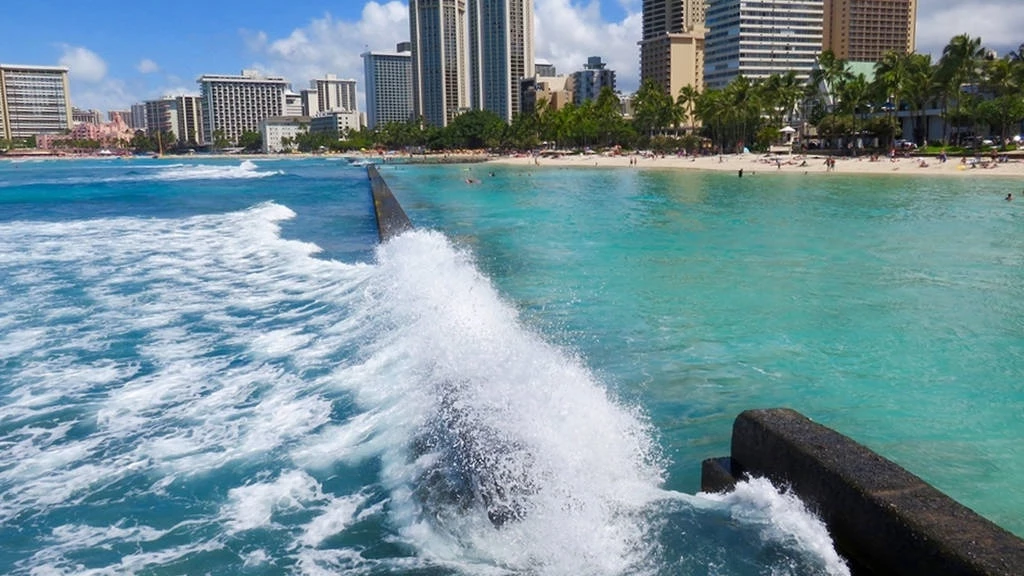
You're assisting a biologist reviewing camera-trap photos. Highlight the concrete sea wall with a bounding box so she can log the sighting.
[368,164,412,241]
[702,408,1024,575]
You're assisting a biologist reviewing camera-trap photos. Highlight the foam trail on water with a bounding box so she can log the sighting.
[0,160,281,188]
[150,159,283,181]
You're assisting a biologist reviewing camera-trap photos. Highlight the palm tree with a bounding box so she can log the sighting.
[901,53,936,145]
[838,73,871,143]
[809,50,853,148]
[873,51,912,148]
[633,79,674,138]
[696,89,726,152]
[723,75,758,151]
[775,71,804,128]
[677,85,700,133]
[982,57,1019,98]
[938,34,985,144]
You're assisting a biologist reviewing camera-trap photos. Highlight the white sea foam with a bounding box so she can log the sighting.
[150,159,283,181]
[0,203,366,560]
[222,470,324,534]
[698,478,851,576]
[319,229,666,574]
[0,203,850,574]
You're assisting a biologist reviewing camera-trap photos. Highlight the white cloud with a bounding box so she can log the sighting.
[54,44,135,111]
[137,58,160,74]
[58,45,108,83]
[69,77,135,111]
[243,2,408,112]
[916,0,1024,58]
[534,0,641,92]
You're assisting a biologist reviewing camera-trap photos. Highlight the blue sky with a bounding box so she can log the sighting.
[1,0,1020,112]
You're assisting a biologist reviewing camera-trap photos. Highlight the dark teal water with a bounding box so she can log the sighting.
[3,157,1019,575]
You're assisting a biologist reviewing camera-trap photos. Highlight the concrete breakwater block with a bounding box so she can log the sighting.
[368,165,412,241]
[702,408,1024,576]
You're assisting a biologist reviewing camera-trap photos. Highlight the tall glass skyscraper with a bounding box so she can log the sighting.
[410,0,468,127]
[467,0,534,122]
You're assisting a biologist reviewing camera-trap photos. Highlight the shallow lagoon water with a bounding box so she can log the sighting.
[0,157,1019,575]
[383,163,1024,534]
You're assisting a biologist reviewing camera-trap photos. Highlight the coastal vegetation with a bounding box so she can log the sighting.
[324,34,1024,156]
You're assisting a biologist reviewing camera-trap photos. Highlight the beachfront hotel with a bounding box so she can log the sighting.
[175,95,203,146]
[467,0,535,122]
[144,97,178,140]
[362,47,413,129]
[0,64,73,141]
[305,75,358,117]
[704,0,824,90]
[197,70,287,145]
[639,0,706,126]
[823,0,917,61]
[410,0,469,127]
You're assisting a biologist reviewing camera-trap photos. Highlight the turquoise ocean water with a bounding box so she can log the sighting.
[0,157,1019,575]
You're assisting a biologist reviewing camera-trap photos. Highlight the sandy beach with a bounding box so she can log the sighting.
[486,151,1024,180]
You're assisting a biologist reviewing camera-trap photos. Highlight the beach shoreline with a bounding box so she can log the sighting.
[484,151,1024,179]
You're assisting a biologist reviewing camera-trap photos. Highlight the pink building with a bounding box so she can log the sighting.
[37,114,135,151]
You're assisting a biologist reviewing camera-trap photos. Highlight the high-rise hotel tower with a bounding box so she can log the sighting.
[0,64,73,141]
[639,0,706,121]
[467,0,534,122]
[823,0,917,61]
[410,0,468,127]
[362,46,413,130]
[705,0,824,90]
[197,70,287,145]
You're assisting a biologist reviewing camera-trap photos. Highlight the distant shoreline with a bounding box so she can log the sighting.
[5,149,1024,180]
[485,151,1024,179]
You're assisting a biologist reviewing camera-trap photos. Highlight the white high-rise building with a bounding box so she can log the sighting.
[144,97,179,140]
[0,64,73,140]
[130,103,148,132]
[362,47,413,129]
[174,95,203,145]
[410,0,468,127]
[467,0,534,122]
[310,75,358,113]
[197,70,288,145]
[284,91,303,117]
[705,0,823,90]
